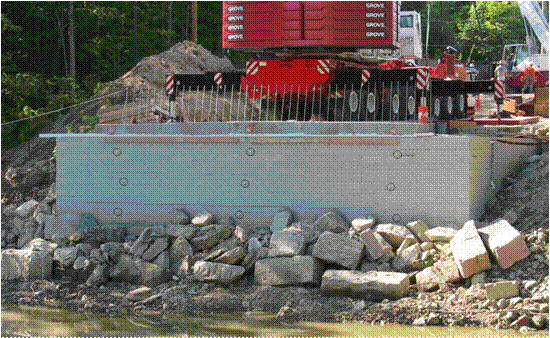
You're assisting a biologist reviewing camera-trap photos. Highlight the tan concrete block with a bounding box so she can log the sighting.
[321,270,410,299]
[425,227,457,242]
[485,281,519,300]
[478,220,530,269]
[449,220,491,278]
[406,220,431,242]
[359,228,385,261]
[415,266,442,292]
[433,258,463,284]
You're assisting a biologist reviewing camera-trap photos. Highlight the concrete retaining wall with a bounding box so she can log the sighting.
[42,122,536,229]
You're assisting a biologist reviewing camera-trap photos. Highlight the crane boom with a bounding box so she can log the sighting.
[517,1,549,54]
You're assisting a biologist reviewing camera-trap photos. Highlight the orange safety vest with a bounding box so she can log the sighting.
[524,66,536,77]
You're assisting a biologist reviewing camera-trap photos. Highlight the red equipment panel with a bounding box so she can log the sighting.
[222,1,399,50]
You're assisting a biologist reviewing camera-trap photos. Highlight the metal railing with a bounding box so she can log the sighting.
[166,82,430,123]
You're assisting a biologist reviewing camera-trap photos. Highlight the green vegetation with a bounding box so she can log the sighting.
[1,1,545,151]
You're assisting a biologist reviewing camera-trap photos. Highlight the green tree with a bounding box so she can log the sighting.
[457,1,525,62]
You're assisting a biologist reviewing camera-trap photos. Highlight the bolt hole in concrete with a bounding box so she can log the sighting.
[113,208,122,217]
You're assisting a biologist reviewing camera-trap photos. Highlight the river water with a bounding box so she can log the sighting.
[2,306,548,337]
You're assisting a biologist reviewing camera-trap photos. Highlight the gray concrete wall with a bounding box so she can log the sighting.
[43,122,537,231]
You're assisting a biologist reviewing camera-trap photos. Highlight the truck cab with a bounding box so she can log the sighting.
[398,11,422,60]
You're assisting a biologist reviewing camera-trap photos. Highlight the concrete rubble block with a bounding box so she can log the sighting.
[312,231,364,270]
[415,266,443,292]
[425,227,457,242]
[449,220,491,279]
[191,211,214,226]
[320,270,410,299]
[76,243,93,256]
[396,235,419,256]
[174,212,190,225]
[53,247,82,268]
[359,229,386,261]
[478,219,530,269]
[292,223,318,244]
[23,238,58,255]
[126,286,154,302]
[406,220,431,243]
[166,223,197,239]
[268,228,306,257]
[392,243,424,273]
[485,281,519,300]
[36,203,52,215]
[241,245,268,271]
[351,217,375,233]
[1,249,53,281]
[174,254,204,276]
[375,224,414,249]
[73,257,97,283]
[433,258,463,284]
[15,199,39,218]
[34,213,54,228]
[511,315,535,330]
[100,242,125,263]
[85,263,107,286]
[152,251,170,270]
[271,210,293,232]
[420,242,434,251]
[190,224,233,251]
[204,248,227,261]
[254,256,324,286]
[234,225,251,243]
[193,261,245,284]
[128,227,154,257]
[313,212,349,234]
[214,246,246,265]
[141,237,169,262]
[134,258,172,287]
[169,235,194,269]
[110,254,141,283]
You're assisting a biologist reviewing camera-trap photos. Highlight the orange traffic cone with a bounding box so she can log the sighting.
[475,95,482,111]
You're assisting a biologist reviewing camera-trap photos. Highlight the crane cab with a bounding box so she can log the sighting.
[398,11,422,60]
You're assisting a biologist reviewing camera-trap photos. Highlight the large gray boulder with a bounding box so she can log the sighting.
[170,235,194,268]
[166,223,197,239]
[141,237,169,262]
[110,254,171,286]
[193,261,245,284]
[405,220,431,242]
[320,270,410,299]
[214,246,246,265]
[271,210,293,232]
[1,249,52,281]
[359,229,386,261]
[15,200,39,218]
[312,231,364,270]
[268,228,306,257]
[23,238,58,255]
[392,243,425,272]
[313,212,349,234]
[190,224,233,250]
[128,227,154,257]
[254,256,324,286]
[53,247,82,268]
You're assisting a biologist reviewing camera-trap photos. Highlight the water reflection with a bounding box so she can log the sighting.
[2,306,547,337]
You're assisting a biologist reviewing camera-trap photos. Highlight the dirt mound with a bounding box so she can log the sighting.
[99,41,234,103]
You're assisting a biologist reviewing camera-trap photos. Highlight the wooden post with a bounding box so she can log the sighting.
[192,1,198,43]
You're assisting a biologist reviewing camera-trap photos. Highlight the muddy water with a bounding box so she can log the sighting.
[1,306,547,337]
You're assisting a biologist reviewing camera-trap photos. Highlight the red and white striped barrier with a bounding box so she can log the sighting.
[361,69,371,85]
[316,59,330,74]
[246,61,259,75]
[165,74,175,95]
[416,69,428,90]
[494,80,505,99]
[214,73,223,87]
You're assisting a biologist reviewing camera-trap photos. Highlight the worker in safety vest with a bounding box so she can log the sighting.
[522,63,536,93]
[494,60,507,82]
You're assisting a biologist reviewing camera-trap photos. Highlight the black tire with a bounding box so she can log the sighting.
[453,93,467,119]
